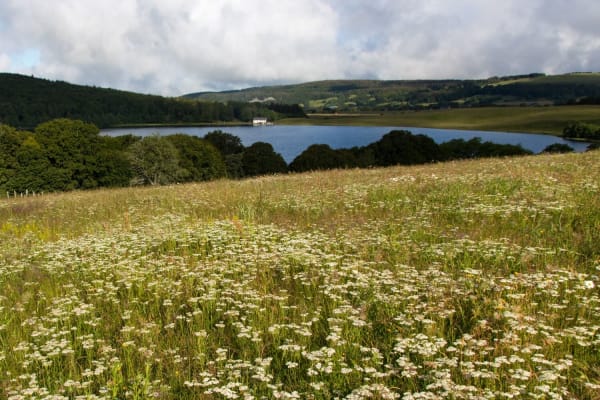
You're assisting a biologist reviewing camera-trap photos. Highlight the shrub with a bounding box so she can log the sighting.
[242,142,288,177]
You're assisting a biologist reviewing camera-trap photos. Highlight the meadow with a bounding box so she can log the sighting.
[1,151,599,399]
[280,105,600,136]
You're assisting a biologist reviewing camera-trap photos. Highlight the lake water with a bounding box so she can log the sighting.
[101,125,591,163]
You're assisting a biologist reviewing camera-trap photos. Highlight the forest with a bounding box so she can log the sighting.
[0,73,305,129]
[2,118,567,195]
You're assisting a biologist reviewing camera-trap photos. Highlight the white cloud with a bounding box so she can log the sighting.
[1,0,599,95]
[331,0,600,79]
[0,0,344,94]
[0,54,10,71]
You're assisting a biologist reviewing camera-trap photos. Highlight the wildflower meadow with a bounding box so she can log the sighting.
[1,151,599,399]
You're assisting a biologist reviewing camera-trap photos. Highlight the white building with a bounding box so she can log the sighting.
[252,117,268,126]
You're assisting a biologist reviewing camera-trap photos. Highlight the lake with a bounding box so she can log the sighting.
[101,125,592,163]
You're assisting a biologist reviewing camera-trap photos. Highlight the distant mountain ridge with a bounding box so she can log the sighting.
[183,73,600,112]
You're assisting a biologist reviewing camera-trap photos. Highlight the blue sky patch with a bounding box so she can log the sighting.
[12,48,41,69]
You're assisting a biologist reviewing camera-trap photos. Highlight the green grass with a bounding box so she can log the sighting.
[489,72,600,86]
[186,73,600,117]
[531,72,600,85]
[1,151,599,399]
[281,105,600,135]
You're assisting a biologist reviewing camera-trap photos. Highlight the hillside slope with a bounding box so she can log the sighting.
[1,151,599,398]
[184,72,600,111]
[279,104,600,135]
[0,73,281,128]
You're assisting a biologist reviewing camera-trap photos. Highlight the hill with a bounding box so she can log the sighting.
[0,73,292,128]
[183,72,600,112]
[279,105,600,135]
[1,151,599,398]
[3,71,598,131]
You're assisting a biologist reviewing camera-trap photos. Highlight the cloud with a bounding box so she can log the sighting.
[1,0,599,95]
[0,54,10,71]
[334,0,600,79]
[0,0,343,94]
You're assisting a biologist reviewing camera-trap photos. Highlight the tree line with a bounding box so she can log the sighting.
[0,73,304,128]
[1,118,549,194]
[288,131,534,172]
[562,121,600,140]
[0,119,288,193]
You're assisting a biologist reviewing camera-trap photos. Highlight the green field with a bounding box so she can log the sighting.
[185,72,600,114]
[1,151,599,399]
[280,106,600,135]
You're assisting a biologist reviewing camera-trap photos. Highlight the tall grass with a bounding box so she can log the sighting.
[1,151,599,399]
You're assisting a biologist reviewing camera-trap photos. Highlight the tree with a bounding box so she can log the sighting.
[34,118,104,189]
[8,135,67,192]
[93,147,132,187]
[289,144,356,172]
[368,130,442,166]
[203,130,245,155]
[476,141,532,157]
[241,142,288,177]
[203,131,247,178]
[439,137,531,159]
[127,134,187,185]
[562,121,600,140]
[103,134,140,151]
[0,124,24,191]
[0,73,274,127]
[439,138,482,160]
[542,143,574,153]
[165,134,227,182]
[349,146,376,168]
[587,143,600,151]
[224,153,245,179]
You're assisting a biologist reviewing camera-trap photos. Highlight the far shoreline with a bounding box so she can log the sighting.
[100,105,600,138]
[277,105,600,137]
[109,121,252,129]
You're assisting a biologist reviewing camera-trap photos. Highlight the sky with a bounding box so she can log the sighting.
[1,0,599,96]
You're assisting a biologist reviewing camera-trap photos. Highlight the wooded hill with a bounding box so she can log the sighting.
[3,72,599,129]
[0,73,304,129]
[183,72,600,112]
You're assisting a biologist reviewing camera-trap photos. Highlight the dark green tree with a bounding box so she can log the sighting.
[290,144,357,172]
[34,118,104,189]
[203,130,245,155]
[103,134,141,151]
[8,135,63,192]
[127,134,187,185]
[368,130,442,166]
[224,154,245,179]
[0,124,24,191]
[439,138,482,160]
[586,143,600,151]
[562,121,600,140]
[241,142,288,177]
[203,131,247,178]
[476,141,532,157]
[542,143,574,153]
[93,146,133,187]
[349,146,377,168]
[439,137,531,159]
[165,134,227,182]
